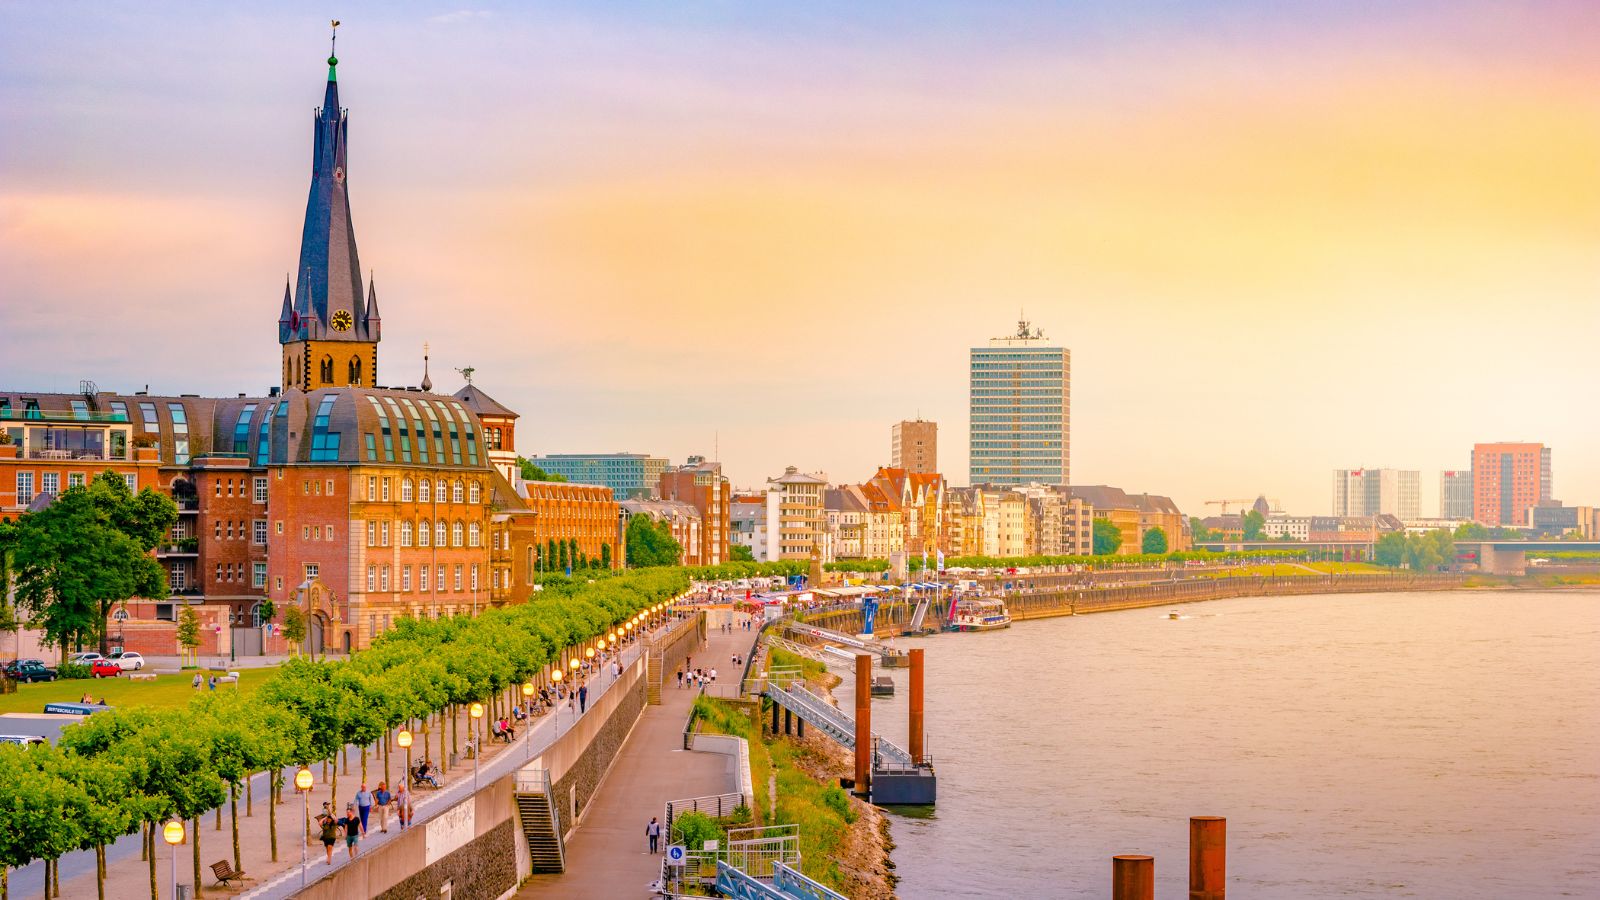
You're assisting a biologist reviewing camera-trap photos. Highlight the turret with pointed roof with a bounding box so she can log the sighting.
[279,44,381,391]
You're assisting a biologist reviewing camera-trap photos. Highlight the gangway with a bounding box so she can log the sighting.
[818,645,858,669]
[714,861,848,900]
[764,682,914,768]
[788,623,905,664]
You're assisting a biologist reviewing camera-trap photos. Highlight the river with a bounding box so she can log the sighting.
[857,590,1600,898]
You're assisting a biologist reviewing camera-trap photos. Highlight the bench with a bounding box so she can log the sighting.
[218,674,239,685]
[210,859,244,886]
[128,673,158,682]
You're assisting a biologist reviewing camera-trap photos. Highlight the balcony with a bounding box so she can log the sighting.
[157,538,200,557]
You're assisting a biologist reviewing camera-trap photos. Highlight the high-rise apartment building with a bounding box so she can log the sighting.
[1439,470,1473,519]
[1332,469,1420,519]
[891,419,938,475]
[1471,442,1551,526]
[969,318,1068,487]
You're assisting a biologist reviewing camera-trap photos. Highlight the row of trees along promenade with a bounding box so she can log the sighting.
[0,561,745,900]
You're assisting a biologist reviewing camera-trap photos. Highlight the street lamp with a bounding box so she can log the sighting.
[469,702,484,789]
[163,818,184,900]
[396,730,413,788]
[520,683,535,757]
[551,667,565,737]
[294,766,314,887]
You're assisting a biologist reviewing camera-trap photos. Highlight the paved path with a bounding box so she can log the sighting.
[26,621,675,900]
[517,623,759,900]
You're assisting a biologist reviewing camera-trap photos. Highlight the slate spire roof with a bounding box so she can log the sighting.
[281,49,374,345]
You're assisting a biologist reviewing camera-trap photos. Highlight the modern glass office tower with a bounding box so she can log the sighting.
[969,319,1069,487]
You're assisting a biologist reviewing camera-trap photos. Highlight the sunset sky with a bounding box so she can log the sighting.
[3,2,1597,515]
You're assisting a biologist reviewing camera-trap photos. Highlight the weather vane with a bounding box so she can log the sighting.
[456,366,475,385]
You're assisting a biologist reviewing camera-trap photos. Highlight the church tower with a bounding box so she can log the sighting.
[279,38,381,392]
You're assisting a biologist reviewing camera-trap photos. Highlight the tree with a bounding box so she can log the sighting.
[517,458,567,483]
[625,515,682,567]
[281,606,307,656]
[1375,532,1407,567]
[176,606,201,666]
[1242,509,1267,541]
[1141,527,1169,555]
[558,540,570,572]
[730,544,755,562]
[1454,522,1489,540]
[1092,518,1122,556]
[600,542,613,569]
[1188,516,1216,543]
[8,472,176,657]
[256,597,276,626]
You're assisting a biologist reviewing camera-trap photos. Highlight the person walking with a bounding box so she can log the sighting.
[646,817,662,854]
[578,683,588,714]
[355,784,373,835]
[339,803,362,859]
[710,667,717,684]
[192,672,203,690]
[677,667,684,689]
[317,804,339,865]
[373,782,392,833]
[394,784,412,830]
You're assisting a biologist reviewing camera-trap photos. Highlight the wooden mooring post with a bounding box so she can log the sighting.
[1189,816,1225,900]
[1112,854,1154,900]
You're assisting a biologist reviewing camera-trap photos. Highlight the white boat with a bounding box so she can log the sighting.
[946,597,1012,632]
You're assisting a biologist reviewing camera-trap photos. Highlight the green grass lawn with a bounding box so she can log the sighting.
[1191,561,1389,579]
[0,667,277,715]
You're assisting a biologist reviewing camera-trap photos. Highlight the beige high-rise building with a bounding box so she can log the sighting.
[891,419,938,475]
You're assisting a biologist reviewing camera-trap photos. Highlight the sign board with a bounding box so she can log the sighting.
[665,845,687,866]
[425,798,475,865]
[703,839,720,851]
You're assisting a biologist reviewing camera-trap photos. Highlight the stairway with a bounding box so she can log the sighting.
[646,644,663,705]
[516,784,565,873]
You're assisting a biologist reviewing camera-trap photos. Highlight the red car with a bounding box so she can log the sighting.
[91,659,123,678]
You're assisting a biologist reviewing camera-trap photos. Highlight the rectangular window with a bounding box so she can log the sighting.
[41,472,58,496]
[438,564,447,592]
[367,565,376,591]
[325,525,335,542]
[326,479,335,496]
[419,480,431,504]
[302,525,310,540]
[380,565,390,591]
[470,564,479,592]
[469,482,481,504]
[419,565,429,592]
[167,402,189,464]
[380,521,389,546]
[252,562,267,589]
[68,472,85,489]
[253,520,267,544]
[453,565,463,591]
[17,471,34,505]
[367,476,377,501]
[401,565,412,591]
[254,477,268,503]
[276,520,284,534]
[381,477,391,502]
[124,474,137,491]
[367,521,376,546]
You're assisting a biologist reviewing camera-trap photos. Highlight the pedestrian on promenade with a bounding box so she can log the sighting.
[677,668,684,689]
[394,784,412,829]
[339,803,362,858]
[208,675,217,691]
[317,805,339,865]
[710,667,717,683]
[355,784,373,834]
[578,683,588,713]
[192,673,203,690]
[373,782,392,832]
[646,817,662,854]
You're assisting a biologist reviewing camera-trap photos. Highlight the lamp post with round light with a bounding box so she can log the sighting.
[397,730,413,787]
[520,683,535,757]
[550,667,565,736]
[295,766,314,886]
[163,818,185,900]
[469,702,484,789]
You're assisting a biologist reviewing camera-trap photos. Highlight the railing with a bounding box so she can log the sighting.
[676,825,801,887]
[773,861,850,900]
[665,791,747,835]
[514,767,554,795]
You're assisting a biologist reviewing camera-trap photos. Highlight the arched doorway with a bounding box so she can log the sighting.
[307,612,326,656]
[341,629,352,655]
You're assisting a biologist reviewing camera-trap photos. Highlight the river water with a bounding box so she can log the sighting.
[858,590,1599,898]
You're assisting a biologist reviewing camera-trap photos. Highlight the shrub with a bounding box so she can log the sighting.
[821,784,856,823]
[57,662,93,680]
[673,811,722,849]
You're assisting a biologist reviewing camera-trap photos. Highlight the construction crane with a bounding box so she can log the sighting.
[1204,499,1258,516]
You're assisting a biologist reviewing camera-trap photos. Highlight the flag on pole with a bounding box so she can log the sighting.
[937,549,945,572]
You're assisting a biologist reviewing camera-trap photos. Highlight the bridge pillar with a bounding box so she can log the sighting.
[796,716,804,738]
[1479,545,1526,576]
[784,708,792,736]
[770,697,779,735]
[909,648,925,765]
[855,653,872,792]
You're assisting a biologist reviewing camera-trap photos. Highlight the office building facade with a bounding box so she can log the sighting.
[969,319,1069,487]
[1472,442,1551,527]
[1332,468,1420,519]
[1439,470,1473,519]
[529,453,669,500]
[891,419,938,475]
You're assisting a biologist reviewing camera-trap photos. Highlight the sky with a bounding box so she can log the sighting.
[2,1,1597,516]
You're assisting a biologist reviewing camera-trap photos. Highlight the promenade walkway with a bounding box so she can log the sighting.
[21,618,677,900]
[518,621,759,900]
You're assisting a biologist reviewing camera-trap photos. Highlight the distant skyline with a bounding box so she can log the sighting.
[2,2,1597,516]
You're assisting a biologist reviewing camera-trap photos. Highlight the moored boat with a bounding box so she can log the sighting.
[946,597,1012,632]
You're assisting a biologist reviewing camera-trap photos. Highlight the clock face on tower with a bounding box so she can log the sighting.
[331,310,353,332]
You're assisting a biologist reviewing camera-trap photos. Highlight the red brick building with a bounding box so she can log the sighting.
[1472,442,1552,527]
[658,457,731,565]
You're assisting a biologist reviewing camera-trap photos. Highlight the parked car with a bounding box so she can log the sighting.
[91,659,123,678]
[0,735,47,747]
[107,651,145,671]
[67,651,104,666]
[11,660,57,683]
